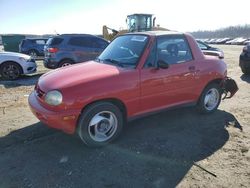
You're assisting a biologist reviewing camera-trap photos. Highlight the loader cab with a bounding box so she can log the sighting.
[127,14,155,32]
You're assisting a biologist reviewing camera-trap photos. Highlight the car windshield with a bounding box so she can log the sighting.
[97,35,149,68]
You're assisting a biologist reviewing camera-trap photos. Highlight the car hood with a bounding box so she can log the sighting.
[39,61,123,91]
[0,51,31,59]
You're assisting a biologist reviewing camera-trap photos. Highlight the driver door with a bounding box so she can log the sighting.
[139,35,200,114]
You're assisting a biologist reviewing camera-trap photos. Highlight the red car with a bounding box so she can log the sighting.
[29,31,238,147]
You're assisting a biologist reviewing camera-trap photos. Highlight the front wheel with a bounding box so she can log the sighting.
[77,102,124,147]
[197,83,222,114]
[0,62,22,80]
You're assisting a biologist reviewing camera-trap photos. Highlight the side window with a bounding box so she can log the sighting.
[144,41,156,68]
[68,37,93,48]
[92,38,109,49]
[29,40,35,44]
[157,36,193,65]
[49,38,63,45]
[197,41,208,50]
[35,40,46,45]
[68,37,82,47]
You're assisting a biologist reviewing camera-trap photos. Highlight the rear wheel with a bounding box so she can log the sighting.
[77,102,124,147]
[0,62,22,80]
[197,83,222,114]
[59,59,73,67]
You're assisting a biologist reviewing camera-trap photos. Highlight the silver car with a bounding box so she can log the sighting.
[0,52,37,80]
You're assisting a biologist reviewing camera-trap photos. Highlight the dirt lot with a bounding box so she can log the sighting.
[0,45,250,188]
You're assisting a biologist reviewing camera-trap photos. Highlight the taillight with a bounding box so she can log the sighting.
[48,47,58,53]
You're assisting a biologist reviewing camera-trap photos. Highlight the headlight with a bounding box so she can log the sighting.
[45,90,63,106]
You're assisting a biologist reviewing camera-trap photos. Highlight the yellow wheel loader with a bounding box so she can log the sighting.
[103,13,169,41]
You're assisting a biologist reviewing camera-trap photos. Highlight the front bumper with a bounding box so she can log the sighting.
[22,60,37,74]
[221,77,239,99]
[28,91,80,134]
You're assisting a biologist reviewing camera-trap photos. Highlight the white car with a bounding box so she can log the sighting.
[0,51,37,80]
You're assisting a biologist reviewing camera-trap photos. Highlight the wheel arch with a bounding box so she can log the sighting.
[77,98,127,125]
[206,78,223,87]
[60,58,75,64]
[198,78,223,102]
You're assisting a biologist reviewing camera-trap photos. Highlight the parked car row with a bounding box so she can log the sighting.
[0,34,109,79]
[199,37,250,45]
[197,39,250,74]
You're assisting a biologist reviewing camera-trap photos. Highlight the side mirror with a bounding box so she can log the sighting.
[158,60,169,69]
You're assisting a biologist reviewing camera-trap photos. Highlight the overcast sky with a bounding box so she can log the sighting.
[0,0,249,34]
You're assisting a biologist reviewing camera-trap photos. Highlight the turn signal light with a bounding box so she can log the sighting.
[63,115,76,121]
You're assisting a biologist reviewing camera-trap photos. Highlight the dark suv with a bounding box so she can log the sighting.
[239,43,250,74]
[19,38,48,58]
[43,34,109,69]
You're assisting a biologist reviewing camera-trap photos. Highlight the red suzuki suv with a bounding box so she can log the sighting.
[29,31,238,147]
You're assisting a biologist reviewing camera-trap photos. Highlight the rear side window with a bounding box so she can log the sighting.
[68,37,93,48]
[24,40,33,44]
[47,37,63,46]
[20,40,32,46]
[35,40,46,45]
[28,40,35,44]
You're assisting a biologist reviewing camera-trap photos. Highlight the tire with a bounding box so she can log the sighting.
[28,50,38,58]
[197,83,222,114]
[77,102,124,147]
[0,62,22,80]
[59,59,73,67]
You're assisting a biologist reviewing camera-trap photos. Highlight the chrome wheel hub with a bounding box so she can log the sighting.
[62,63,71,67]
[204,88,220,111]
[88,111,118,142]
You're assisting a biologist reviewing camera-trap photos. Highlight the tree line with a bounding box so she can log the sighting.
[191,25,250,39]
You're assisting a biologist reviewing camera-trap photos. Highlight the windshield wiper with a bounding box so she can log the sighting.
[103,58,124,67]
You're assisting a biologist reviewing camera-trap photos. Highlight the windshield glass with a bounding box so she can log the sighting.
[98,35,149,68]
